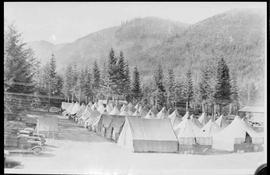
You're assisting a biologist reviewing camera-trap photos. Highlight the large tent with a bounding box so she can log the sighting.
[212,116,264,151]
[156,107,169,119]
[118,117,179,153]
[174,117,201,145]
[65,102,74,114]
[70,102,81,115]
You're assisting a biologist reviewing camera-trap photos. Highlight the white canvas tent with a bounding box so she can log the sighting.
[133,109,141,117]
[70,102,80,115]
[190,115,203,128]
[144,110,156,119]
[118,117,179,153]
[196,119,221,145]
[168,110,182,129]
[182,111,190,120]
[174,117,201,145]
[110,106,120,115]
[119,110,129,116]
[156,107,169,119]
[212,116,264,151]
[198,113,209,125]
[215,115,229,128]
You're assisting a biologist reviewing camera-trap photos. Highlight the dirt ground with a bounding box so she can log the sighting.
[5,115,266,175]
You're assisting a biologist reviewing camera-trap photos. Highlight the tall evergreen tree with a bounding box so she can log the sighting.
[4,24,38,93]
[100,62,110,100]
[153,64,166,110]
[63,64,73,101]
[82,67,93,103]
[92,61,101,94]
[107,48,118,98]
[131,66,142,102]
[183,69,194,111]
[214,58,231,114]
[166,69,176,108]
[116,51,126,95]
[124,61,131,101]
[199,66,213,112]
[230,72,240,113]
[49,53,58,95]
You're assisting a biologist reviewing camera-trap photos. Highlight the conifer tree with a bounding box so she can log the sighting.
[183,69,194,111]
[199,65,213,112]
[116,51,126,95]
[63,64,73,101]
[230,72,240,113]
[107,48,118,98]
[92,61,101,95]
[124,61,131,101]
[4,24,38,93]
[131,66,142,102]
[153,64,166,110]
[100,62,110,100]
[83,67,93,102]
[214,58,231,113]
[166,69,176,108]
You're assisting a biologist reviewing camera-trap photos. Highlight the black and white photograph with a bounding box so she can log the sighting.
[4,2,267,175]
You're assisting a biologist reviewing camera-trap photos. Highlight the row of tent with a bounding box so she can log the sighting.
[61,102,264,153]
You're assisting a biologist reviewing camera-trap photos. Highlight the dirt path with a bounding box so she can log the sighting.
[55,116,109,142]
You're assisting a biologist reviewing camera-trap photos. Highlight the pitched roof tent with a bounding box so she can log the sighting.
[118,117,178,153]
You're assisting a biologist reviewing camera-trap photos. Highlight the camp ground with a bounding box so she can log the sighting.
[4,3,266,174]
[61,102,265,155]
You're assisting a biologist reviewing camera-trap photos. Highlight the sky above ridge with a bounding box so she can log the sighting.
[4,2,266,44]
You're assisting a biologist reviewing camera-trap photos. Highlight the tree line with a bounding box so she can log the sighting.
[4,25,261,115]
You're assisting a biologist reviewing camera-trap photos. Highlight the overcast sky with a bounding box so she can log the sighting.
[4,2,266,44]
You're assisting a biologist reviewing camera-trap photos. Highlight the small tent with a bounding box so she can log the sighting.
[118,117,179,153]
[190,115,203,128]
[132,109,141,117]
[144,110,156,119]
[168,110,182,129]
[215,115,229,128]
[182,111,190,120]
[196,119,221,145]
[198,113,209,125]
[110,106,120,115]
[156,107,169,119]
[119,110,129,116]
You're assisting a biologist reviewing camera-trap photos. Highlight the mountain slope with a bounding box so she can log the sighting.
[28,9,265,96]
[139,9,265,86]
[28,17,189,72]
